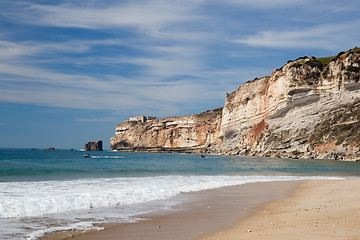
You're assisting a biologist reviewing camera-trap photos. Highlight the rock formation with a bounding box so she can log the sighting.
[221,48,360,160]
[110,108,222,153]
[45,147,56,150]
[84,140,103,151]
[111,48,360,161]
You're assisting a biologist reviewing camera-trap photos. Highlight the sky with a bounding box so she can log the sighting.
[0,0,359,149]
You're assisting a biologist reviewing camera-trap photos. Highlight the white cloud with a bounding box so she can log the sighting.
[0,39,131,60]
[234,21,360,50]
[75,117,117,122]
[4,0,202,35]
[221,0,306,8]
[1,0,359,118]
[116,56,203,78]
[220,0,360,12]
[0,58,256,116]
[0,41,35,59]
[0,63,110,90]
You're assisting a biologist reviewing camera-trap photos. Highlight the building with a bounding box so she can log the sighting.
[129,116,157,123]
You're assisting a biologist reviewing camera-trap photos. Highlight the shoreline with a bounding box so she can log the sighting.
[111,148,360,162]
[38,178,360,240]
[200,179,360,240]
[41,181,298,240]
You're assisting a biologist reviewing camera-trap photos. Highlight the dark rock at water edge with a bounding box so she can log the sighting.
[45,147,56,150]
[83,140,103,151]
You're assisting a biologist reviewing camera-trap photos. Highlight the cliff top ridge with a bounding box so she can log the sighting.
[227,47,360,99]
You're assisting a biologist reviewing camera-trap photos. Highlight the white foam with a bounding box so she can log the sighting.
[90,155,125,159]
[0,175,344,219]
[25,222,103,240]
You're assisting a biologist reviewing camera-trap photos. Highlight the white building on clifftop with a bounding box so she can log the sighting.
[129,116,157,123]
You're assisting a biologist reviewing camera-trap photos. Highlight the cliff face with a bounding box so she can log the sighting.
[110,108,222,153]
[221,48,360,160]
[111,48,360,160]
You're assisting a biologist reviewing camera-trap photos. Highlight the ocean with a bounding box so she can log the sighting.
[1,148,360,240]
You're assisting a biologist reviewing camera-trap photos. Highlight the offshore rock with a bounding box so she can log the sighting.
[83,140,103,151]
[111,48,360,161]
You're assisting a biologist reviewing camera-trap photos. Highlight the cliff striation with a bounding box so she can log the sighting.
[111,48,360,160]
[221,48,360,160]
[110,108,222,153]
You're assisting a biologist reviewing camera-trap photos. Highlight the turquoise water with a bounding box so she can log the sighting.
[2,149,360,182]
[1,148,360,240]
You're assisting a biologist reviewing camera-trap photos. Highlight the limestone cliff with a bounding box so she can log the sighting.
[110,108,222,153]
[221,48,360,160]
[111,48,360,160]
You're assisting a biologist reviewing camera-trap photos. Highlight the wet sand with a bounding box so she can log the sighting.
[41,179,360,240]
[200,179,360,240]
[47,181,297,240]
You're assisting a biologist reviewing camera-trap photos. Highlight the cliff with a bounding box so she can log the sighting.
[111,48,360,160]
[110,108,222,153]
[221,48,360,160]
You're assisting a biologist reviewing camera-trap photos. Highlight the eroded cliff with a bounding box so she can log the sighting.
[111,48,360,160]
[110,108,222,153]
[221,48,360,160]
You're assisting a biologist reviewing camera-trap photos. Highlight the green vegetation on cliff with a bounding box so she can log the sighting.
[196,107,223,118]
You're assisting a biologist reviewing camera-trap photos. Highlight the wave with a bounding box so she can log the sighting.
[89,156,125,159]
[26,222,104,240]
[0,175,344,219]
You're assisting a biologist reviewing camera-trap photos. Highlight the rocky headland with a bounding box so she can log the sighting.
[111,108,222,153]
[111,48,360,161]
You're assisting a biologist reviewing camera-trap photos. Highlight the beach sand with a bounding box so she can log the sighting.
[42,179,360,240]
[52,181,296,240]
[200,179,360,240]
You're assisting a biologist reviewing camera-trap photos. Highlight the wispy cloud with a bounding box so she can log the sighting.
[0,59,254,115]
[234,21,360,50]
[2,0,202,34]
[1,0,359,119]
[221,0,306,8]
[75,117,117,122]
[0,39,131,61]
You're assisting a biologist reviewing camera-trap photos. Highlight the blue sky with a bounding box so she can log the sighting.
[1,0,359,149]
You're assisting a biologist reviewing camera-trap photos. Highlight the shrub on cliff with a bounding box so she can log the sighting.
[305,59,324,70]
[346,65,360,73]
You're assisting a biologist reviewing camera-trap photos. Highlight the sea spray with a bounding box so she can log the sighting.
[0,175,343,219]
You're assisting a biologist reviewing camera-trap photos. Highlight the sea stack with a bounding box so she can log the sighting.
[83,140,103,151]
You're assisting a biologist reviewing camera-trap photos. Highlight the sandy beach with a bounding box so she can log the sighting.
[41,179,360,240]
[47,181,297,240]
[200,179,360,240]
